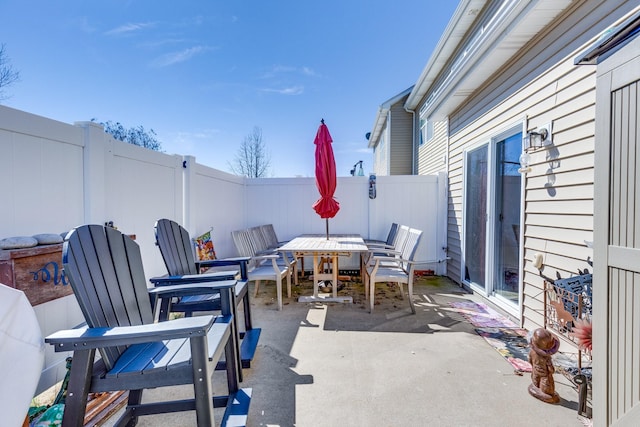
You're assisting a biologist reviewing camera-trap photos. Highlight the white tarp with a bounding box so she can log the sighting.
[0,283,45,427]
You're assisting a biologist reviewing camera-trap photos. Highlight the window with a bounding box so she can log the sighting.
[419,108,434,146]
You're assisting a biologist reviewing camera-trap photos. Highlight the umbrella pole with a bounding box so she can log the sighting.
[326,219,329,240]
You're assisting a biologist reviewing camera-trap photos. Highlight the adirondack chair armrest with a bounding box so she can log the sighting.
[197,257,251,280]
[197,270,239,281]
[196,257,250,269]
[147,279,237,299]
[45,315,219,351]
[149,271,238,286]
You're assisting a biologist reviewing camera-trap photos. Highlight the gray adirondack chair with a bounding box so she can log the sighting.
[153,218,261,369]
[363,226,423,313]
[45,225,251,427]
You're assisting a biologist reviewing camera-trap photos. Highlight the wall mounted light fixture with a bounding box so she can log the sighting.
[519,122,552,174]
[523,123,552,153]
[350,160,364,176]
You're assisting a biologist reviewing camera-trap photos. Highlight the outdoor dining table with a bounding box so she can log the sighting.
[278,234,368,302]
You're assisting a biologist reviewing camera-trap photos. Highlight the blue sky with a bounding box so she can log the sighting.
[2,1,458,177]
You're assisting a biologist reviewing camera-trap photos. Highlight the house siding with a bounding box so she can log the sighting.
[389,102,413,175]
[447,1,632,329]
[369,90,414,176]
[447,62,598,331]
[372,121,389,176]
[441,0,637,331]
[418,119,448,175]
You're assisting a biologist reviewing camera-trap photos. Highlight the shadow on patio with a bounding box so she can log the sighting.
[103,276,584,427]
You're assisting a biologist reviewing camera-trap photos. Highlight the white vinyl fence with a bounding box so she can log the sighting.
[0,105,448,393]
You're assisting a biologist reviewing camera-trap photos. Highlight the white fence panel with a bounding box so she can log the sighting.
[105,137,185,278]
[244,177,370,239]
[191,161,246,260]
[243,176,373,269]
[368,174,445,273]
[0,107,87,395]
[0,106,84,238]
[243,174,444,272]
[0,106,449,394]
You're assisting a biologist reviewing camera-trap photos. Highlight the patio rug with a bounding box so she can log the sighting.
[449,301,518,328]
[474,327,532,373]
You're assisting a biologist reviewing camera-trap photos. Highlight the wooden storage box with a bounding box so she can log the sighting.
[0,244,73,306]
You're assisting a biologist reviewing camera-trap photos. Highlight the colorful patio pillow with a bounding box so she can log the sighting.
[193,228,216,262]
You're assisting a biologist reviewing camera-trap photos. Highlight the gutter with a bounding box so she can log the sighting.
[574,6,640,65]
[403,104,416,175]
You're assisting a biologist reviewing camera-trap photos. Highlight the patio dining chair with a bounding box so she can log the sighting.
[248,225,298,285]
[45,224,251,427]
[258,224,301,281]
[153,218,261,369]
[362,224,409,272]
[364,222,399,247]
[258,224,287,250]
[231,228,292,310]
[363,226,423,313]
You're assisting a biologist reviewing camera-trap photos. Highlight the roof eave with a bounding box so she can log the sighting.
[405,0,488,111]
[407,0,576,120]
[368,107,387,148]
[368,86,414,148]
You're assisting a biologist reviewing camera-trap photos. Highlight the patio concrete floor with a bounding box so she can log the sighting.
[103,275,588,426]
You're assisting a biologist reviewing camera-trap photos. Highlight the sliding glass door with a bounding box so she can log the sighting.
[493,134,522,303]
[463,128,522,307]
[464,145,488,288]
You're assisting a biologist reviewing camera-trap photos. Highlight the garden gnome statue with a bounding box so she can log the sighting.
[528,328,560,404]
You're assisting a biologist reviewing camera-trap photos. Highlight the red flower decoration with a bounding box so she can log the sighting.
[571,318,592,351]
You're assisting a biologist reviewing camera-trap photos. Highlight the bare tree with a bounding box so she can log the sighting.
[229,126,271,178]
[0,44,20,102]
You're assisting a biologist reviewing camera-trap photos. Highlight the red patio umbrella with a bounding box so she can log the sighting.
[312,119,340,239]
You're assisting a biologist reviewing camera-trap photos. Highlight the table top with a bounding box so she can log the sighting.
[278,234,368,253]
